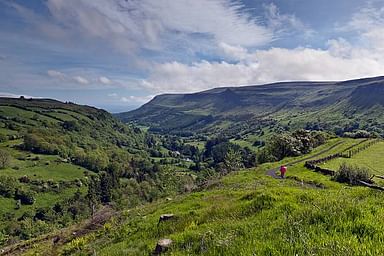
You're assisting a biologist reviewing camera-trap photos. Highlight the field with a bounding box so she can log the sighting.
[323,141,384,175]
[0,139,89,220]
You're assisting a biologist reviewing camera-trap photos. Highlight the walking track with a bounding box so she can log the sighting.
[266,141,345,178]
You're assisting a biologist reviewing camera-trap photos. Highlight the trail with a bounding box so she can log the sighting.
[266,141,345,178]
[0,206,116,256]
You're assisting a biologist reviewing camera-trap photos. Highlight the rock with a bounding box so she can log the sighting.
[153,238,172,255]
[52,236,60,244]
[158,214,175,224]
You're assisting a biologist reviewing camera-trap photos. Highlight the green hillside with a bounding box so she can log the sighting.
[0,97,152,246]
[0,97,258,249]
[13,138,384,256]
[118,76,384,138]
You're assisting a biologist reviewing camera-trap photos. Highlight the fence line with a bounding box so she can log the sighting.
[304,139,381,175]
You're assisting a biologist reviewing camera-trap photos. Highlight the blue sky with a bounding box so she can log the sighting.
[1,0,384,112]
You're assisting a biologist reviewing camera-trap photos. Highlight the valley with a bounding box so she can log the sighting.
[0,76,384,255]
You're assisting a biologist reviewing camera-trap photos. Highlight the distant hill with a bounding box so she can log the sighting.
[117,76,384,137]
[0,97,146,153]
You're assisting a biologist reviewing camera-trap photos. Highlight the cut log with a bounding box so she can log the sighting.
[358,180,384,191]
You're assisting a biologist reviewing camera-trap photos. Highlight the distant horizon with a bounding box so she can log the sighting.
[1,74,384,113]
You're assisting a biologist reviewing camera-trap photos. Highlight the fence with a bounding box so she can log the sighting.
[305,139,381,175]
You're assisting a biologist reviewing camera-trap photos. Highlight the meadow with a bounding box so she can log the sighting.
[322,141,384,175]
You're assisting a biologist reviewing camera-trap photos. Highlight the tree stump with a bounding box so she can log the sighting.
[153,238,172,255]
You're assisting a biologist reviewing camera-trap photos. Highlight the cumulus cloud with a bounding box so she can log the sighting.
[140,4,384,94]
[143,45,384,93]
[120,95,154,104]
[108,92,154,104]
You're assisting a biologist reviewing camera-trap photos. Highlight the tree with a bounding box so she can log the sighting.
[86,175,100,217]
[224,148,243,173]
[0,149,11,169]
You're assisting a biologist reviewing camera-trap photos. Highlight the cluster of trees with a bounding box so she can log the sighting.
[0,176,35,205]
[258,130,328,163]
[2,191,90,242]
[201,137,256,172]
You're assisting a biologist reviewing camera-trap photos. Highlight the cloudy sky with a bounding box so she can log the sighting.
[1,0,384,112]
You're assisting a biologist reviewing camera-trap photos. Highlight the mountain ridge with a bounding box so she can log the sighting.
[117,76,384,137]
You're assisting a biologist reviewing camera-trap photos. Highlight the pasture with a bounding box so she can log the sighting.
[322,141,384,175]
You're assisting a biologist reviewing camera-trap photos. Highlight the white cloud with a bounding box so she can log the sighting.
[46,70,117,87]
[99,76,112,85]
[107,92,153,104]
[139,4,384,94]
[44,0,273,55]
[263,3,314,39]
[47,69,65,79]
[73,76,89,85]
[120,95,155,104]
[143,43,384,93]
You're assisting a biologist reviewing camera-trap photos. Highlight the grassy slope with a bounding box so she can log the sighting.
[323,141,384,175]
[119,77,384,137]
[0,98,146,238]
[18,138,384,256]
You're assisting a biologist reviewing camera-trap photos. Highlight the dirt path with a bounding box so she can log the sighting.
[266,141,345,178]
[0,206,116,256]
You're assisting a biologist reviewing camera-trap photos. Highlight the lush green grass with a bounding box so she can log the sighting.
[323,141,384,175]
[0,141,86,181]
[20,140,384,255]
[1,162,86,181]
[0,187,86,218]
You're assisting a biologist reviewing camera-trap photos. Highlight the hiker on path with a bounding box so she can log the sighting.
[280,165,287,178]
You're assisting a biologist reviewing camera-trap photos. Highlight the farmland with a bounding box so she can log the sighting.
[323,141,384,175]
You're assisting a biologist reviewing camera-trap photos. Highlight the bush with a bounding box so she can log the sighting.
[333,163,372,185]
[0,149,11,169]
[0,176,18,198]
[15,189,36,205]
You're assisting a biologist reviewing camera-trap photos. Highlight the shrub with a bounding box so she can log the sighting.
[0,176,18,198]
[333,163,372,185]
[15,189,36,205]
[0,149,11,169]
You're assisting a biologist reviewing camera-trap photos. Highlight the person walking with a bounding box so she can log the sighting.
[280,165,287,178]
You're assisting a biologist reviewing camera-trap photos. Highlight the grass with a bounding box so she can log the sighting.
[323,141,384,175]
[1,162,86,181]
[20,138,384,255]
[0,142,86,181]
[0,187,86,218]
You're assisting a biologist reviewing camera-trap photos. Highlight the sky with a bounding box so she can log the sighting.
[1,0,384,112]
